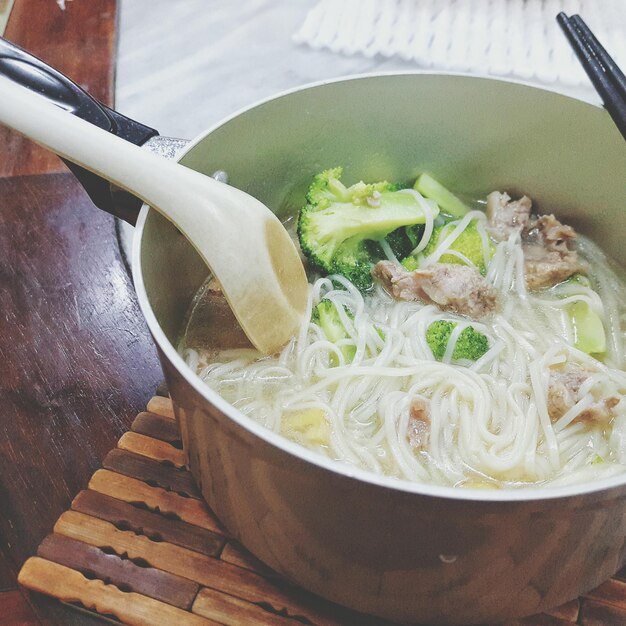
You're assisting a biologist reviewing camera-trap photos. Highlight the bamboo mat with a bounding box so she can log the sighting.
[17,395,626,625]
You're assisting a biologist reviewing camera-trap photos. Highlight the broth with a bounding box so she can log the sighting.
[179,186,626,489]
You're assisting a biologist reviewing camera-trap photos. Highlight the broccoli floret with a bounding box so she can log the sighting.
[402,219,494,276]
[298,168,439,291]
[306,167,398,208]
[366,225,420,261]
[424,220,492,273]
[313,298,385,362]
[414,173,471,219]
[381,227,414,258]
[331,237,374,292]
[305,167,348,207]
[312,299,355,366]
[426,320,489,362]
[405,224,425,249]
[401,255,420,271]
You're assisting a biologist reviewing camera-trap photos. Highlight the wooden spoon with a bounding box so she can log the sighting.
[0,76,308,354]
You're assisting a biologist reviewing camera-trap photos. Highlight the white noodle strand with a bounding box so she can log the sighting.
[181,230,626,489]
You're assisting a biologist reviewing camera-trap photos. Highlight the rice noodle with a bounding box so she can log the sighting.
[181,225,626,489]
[398,189,435,254]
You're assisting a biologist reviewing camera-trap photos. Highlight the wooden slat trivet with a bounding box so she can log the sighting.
[16,397,626,625]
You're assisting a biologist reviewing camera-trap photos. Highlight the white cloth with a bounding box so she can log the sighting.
[294,0,626,88]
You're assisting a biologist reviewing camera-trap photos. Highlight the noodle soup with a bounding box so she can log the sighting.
[179,173,626,490]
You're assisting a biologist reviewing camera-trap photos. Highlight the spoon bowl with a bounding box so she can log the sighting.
[0,76,308,354]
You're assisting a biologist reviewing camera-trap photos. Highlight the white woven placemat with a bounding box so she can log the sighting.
[294,0,626,88]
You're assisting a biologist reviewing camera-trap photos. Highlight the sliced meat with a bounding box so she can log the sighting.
[407,398,430,451]
[372,260,423,301]
[525,214,577,253]
[372,261,497,319]
[486,191,532,241]
[547,365,619,425]
[547,366,588,421]
[521,212,586,290]
[523,244,586,291]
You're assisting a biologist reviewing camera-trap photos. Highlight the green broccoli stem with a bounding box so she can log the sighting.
[568,301,606,354]
[414,173,470,219]
[302,192,435,266]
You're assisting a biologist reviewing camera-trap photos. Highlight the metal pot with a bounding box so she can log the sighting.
[3,38,626,625]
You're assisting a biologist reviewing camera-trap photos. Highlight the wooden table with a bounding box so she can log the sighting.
[0,2,163,623]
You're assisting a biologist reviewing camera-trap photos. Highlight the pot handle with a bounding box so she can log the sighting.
[0,36,159,224]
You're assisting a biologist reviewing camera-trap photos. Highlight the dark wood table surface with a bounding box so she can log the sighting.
[0,2,163,623]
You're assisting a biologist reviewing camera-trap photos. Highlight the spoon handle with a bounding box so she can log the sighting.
[0,37,157,143]
[0,36,158,222]
[0,75,219,227]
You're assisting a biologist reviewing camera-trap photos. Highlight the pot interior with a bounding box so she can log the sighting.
[138,73,626,360]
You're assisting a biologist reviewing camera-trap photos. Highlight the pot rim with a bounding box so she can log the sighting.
[132,70,625,503]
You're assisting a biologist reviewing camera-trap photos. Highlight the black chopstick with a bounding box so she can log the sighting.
[557,12,626,141]
[570,15,626,101]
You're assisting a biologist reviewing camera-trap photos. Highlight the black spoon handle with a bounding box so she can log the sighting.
[0,36,159,223]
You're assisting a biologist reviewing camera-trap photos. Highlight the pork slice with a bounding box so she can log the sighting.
[372,260,426,302]
[407,398,430,451]
[486,191,532,241]
[523,244,585,291]
[525,214,577,253]
[547,366,588,421]
[522,213,586,290]
[547,365,619,425]
[372,261,497,319]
